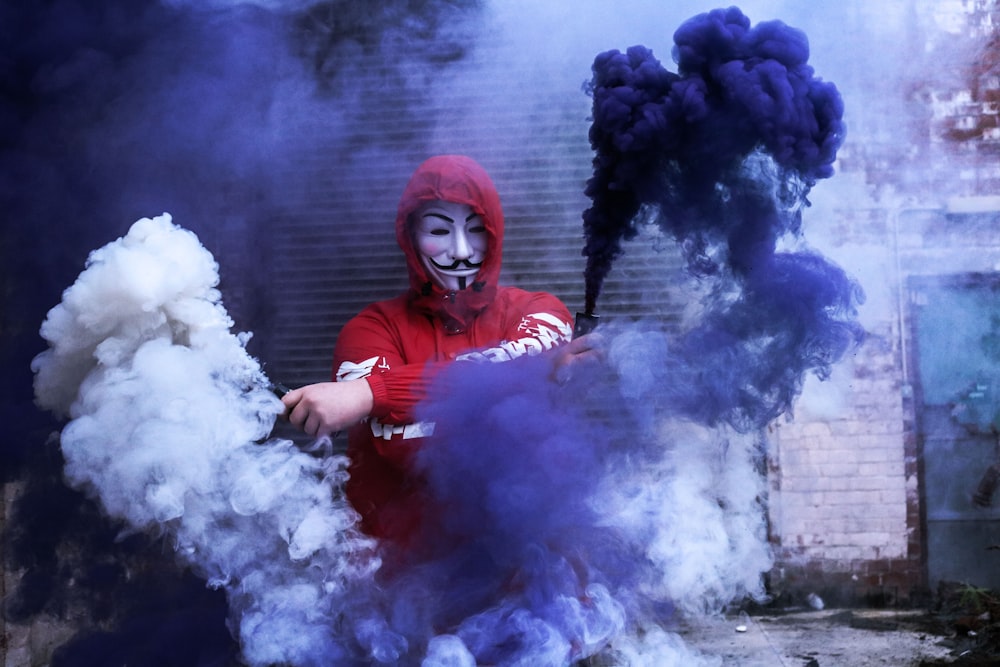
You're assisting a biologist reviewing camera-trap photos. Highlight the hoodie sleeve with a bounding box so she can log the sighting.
[332,303,435,425]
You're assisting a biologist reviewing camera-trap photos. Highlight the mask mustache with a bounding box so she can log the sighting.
[431,258,483,271]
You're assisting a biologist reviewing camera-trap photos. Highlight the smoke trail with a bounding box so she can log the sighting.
[583,7,844,301]
[581,6,862,429]
[31,215,379,666]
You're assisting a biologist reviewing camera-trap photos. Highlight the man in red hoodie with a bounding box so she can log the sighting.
[282,155,590,542]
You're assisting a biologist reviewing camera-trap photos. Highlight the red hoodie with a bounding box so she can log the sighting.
[332,155,573,543]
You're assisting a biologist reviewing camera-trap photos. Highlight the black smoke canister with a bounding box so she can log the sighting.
[573,311,600,338]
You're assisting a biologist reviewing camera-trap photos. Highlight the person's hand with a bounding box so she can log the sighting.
[552,332,605,384]
[280,380,374,437]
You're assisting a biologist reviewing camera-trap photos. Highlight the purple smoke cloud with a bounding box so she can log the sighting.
[582,6,862,430]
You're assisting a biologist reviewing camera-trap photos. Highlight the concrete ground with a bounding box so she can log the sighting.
[680,608,961,666]
[1,607,972,666]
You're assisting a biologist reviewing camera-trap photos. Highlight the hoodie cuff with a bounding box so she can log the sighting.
[365,374,390,418]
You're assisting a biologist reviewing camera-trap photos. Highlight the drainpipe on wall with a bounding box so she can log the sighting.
[892,206,911,399]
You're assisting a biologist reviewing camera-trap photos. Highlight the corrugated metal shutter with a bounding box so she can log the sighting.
[256,19,687,390]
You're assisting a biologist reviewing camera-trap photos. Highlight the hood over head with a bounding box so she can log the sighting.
[396,155,504,333]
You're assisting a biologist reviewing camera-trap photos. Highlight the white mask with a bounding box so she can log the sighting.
[413,200,488,291]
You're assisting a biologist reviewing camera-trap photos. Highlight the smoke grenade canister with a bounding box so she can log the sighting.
[270,382,291,398]
[573,311,600,338]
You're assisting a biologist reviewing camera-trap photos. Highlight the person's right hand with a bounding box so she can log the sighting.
[280,380,374,438]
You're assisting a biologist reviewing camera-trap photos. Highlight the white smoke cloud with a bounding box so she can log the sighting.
[592,421,769,614]
[31,214,378,666]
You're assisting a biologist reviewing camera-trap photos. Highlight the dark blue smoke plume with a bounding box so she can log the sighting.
[582,6,862,430]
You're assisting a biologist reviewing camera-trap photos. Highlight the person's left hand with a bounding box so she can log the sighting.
[552,332,605,384]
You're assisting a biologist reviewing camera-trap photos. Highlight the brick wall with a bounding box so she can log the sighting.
[767,321,926,606]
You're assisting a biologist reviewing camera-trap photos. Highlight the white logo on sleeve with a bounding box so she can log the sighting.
[455,312,572,363]
[336,355,384,381]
